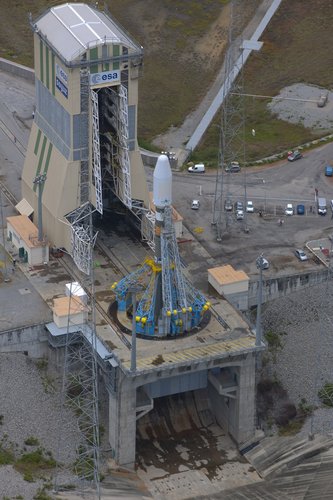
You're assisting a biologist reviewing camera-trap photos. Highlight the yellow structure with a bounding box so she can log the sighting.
[22,3,149,252]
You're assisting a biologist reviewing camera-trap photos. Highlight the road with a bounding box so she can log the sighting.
[146,143,333,279]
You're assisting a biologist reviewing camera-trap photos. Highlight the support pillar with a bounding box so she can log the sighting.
[236,353,256,443]
[108,370,137,469]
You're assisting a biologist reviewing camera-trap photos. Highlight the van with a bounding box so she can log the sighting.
[188,163,205,173]
[317,197,327,215]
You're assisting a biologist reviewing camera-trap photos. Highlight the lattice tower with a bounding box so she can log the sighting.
[212,0,247,241]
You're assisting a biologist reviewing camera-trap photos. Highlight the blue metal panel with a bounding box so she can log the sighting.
[36,80,71,158]
[145,370,207,399]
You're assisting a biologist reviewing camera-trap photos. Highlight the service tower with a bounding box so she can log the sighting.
[21,3,149,265]
[113,155,209,337]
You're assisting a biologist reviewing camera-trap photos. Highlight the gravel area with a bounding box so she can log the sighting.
[262,279,333,434]
[0,352,80,499]
[267,83,333,131]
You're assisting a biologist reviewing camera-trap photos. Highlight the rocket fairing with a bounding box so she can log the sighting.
[153,154,172,210]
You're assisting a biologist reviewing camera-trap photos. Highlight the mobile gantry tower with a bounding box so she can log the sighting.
[22,2,150,273]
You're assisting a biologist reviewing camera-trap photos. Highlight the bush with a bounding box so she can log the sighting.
[24,436,39,446]
[318,382,333,407]
[275,402,297,426]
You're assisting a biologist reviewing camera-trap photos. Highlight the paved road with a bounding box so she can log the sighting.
[146,141,333,281]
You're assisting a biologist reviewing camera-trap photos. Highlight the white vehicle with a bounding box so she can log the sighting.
[191,200,200,210]
[295,249,308,261]
[285,203,293,216]
[236,209,244,220]
[246,201,254,213]
[317,197,327,215]
[188,163,205,173]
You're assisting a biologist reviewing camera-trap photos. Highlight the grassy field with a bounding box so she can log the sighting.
[1,1,332,162]
[194,0,333,164]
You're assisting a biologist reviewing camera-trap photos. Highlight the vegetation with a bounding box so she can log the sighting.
[1,1,331,160]
[264,330,285,363]
[318,382,333,407]
[14,448,56,480]
[24,436,40,446]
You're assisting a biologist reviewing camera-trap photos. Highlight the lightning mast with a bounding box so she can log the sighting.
[212,0,246,241]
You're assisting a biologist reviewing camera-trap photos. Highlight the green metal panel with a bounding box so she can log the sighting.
[45,47,50,89]
[40,40,44,83]
[43,143,53,176]
[34,129,42,155]
[41,143,53,195]
[51,53,55,95]
[113,45,120,70]
[33,136,47,192]
[90,47,98,74]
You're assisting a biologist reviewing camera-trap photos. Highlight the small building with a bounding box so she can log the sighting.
[208,265,249,311]
[6,215,49,266]
[52,296,88,328]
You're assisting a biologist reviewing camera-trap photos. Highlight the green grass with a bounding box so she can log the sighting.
[0,446,15,466]
[1,0,332,159]
[14,448,56,478]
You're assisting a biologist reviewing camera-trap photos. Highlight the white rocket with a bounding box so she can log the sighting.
[153,154,172,213]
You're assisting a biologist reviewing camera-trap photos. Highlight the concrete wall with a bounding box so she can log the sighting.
[248,268,330,307]
[0,323,49,358]
[0,57,34,82]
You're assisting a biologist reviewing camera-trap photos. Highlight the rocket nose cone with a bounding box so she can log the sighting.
[153,154,172,208]
[154,154,172,180]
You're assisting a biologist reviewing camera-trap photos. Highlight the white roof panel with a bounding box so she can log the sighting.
[35,3,140,63]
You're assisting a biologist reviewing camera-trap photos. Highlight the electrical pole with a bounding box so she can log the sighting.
[255,253,264,348]
[33,173,46,242]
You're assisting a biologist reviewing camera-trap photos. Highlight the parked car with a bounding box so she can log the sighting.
[191,200,200,210]
[224,199,233,211]
[225,161,241,173]
[325,165,333,177]
[188,163,205,173]
[317,93,328,108]
[296,204,305,215]
[285,203,294,215]
[246,201,254,213]
[236,209,244,220]
[235,201,244,211]
[295,249,308,261]
[287,150,303,162]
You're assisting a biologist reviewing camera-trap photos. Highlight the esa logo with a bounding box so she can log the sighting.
[90,70,120,86]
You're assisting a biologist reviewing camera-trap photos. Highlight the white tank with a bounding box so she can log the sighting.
[153,154,172,209]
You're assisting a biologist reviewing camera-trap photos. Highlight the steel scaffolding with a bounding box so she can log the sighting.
[91,89,103,215]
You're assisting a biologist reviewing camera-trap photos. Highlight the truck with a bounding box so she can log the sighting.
[317,197,327,215]
[325,165,333,177]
